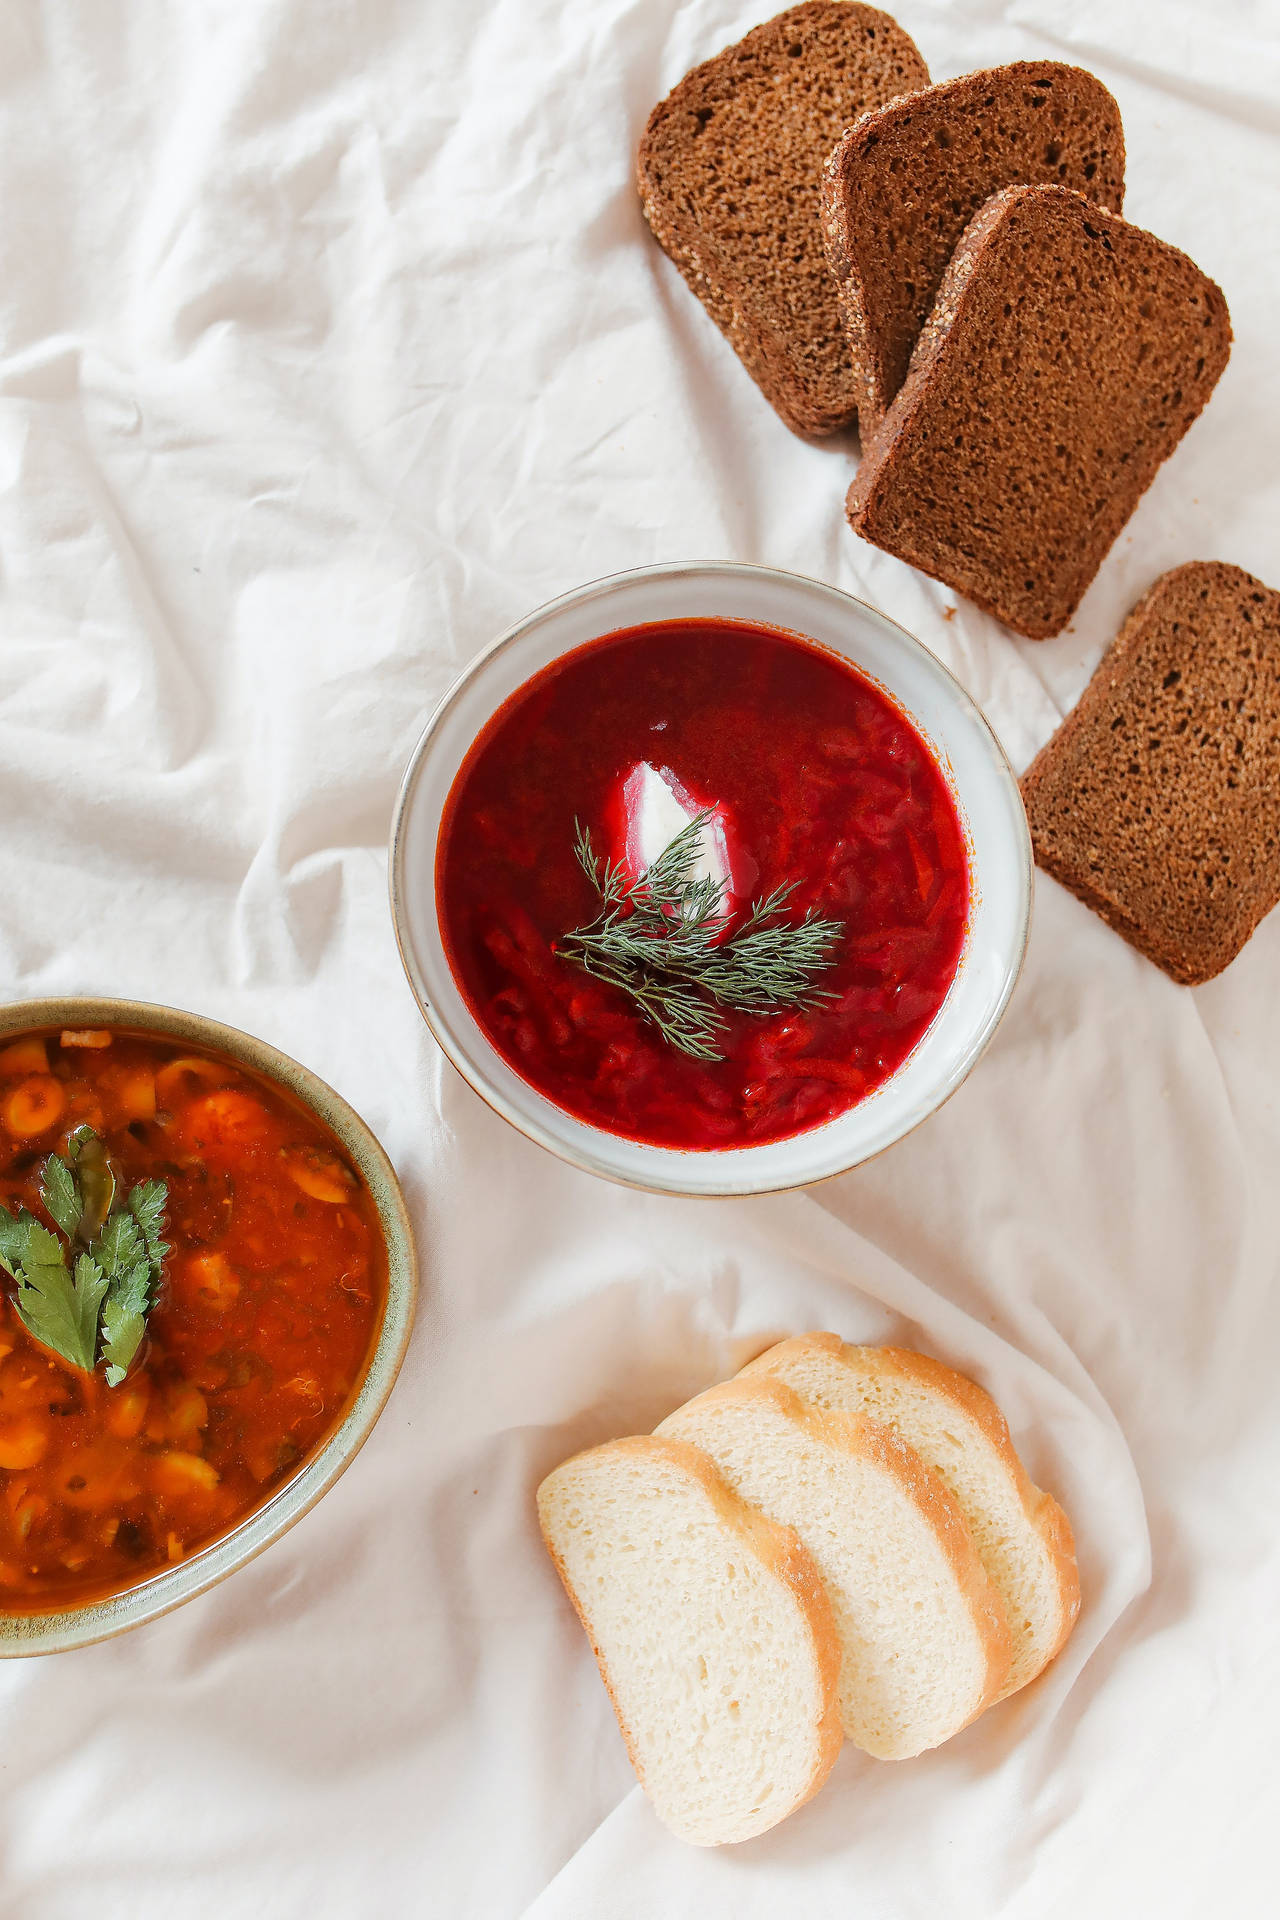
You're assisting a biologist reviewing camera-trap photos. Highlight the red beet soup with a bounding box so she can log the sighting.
[436,619,969,1149]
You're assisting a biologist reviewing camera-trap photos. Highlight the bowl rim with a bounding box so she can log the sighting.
[390,559,1032,1197]
[0,996,418,1656]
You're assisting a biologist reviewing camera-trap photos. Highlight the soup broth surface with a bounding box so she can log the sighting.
[0,1028,386,1612]
[437,619,970,1149]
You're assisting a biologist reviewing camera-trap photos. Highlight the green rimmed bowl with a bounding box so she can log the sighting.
[0,997,418,1656]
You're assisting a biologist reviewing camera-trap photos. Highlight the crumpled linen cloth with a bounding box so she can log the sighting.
[0,1,1276,1915]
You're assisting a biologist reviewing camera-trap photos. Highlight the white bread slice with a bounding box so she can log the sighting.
[741,1336,1080,1696]
[536,1434,842,1846]
[657,1379,1012,1759]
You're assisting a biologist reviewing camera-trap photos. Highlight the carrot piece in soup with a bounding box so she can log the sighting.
[106,1384,151,1441]
[3,1076,66,1137]
[116,1071,157,1121]
[179,1252,241,1312]
[153,1452,220,1495]
[56,1448,140,1512]
[181,1089,272,1150]
[0,1423,49,1469]
[0,1038,49,1076]
[163,1385,209,1441]
[283,1147,356,1204]
[154,1055,234,1109]
[15,1493,48,1537]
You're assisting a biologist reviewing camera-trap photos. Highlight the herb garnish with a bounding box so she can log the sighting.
[558,811,843,1061]
[0,1127,168,1384]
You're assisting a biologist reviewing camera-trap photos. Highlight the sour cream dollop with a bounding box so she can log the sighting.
[608,762,755,911]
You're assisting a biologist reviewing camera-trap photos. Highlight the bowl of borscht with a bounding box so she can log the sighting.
[0,999,416,1654]
[392,563,1031,1195]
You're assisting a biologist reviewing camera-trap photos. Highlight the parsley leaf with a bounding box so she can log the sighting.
[0,1133,169,1382]
[97,1208,145,1282]
[68,1125,115,1241]
[97,1206,156,1387]
[40,1152,82,1241]
[9,1219,108,1373]
[0,1207,28,1279]
[128,1180,170,1284]
[100,1261,153,1386]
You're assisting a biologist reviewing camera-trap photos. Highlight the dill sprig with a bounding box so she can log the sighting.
[557,811,843,1061]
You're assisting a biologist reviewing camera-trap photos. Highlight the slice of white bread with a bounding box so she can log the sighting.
[657,1379,1012,1758]
[741,1336,1080,1695]
[536,1434,842,1846]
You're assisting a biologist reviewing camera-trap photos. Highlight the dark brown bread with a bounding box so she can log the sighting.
[637,3,928,437]
[847,186,1232,638]
[1021,563,1280,985]
[822,62,1125,433]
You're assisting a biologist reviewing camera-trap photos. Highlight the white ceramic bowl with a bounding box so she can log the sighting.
[390,563,1031,1196]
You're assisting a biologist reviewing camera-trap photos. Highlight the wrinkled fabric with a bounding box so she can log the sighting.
[0,1,1275,1915]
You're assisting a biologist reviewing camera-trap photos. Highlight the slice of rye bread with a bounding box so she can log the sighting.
[822,62,1125,434]
[537,1435,843,1846]
[740,1336,1080,1697]
[1021,561,1280,984]
[658,1377,1012,1757]
[637,3,928,436]
[846,185,1232,638]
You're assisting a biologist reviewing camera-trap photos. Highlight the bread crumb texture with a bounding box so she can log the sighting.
[822,61,1125,430]
[847,186,1232,637]
[742,1336,1080,1695]
[537,1435,841,1845]
[1022,561,1280,983]
[658,1377,1012,1757]
[638,3,928,435]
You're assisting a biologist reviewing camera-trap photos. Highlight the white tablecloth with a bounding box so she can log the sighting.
[0,2,1276,1914]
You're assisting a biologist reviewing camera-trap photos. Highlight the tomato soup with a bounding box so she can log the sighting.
[437,620,969,1148]
[0,1029,386,1611]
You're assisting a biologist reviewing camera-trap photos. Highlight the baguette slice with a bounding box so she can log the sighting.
[846,185,1232,637]
[537,1434,842,1846]
[658,1378,1012,1758]
[822,61,1125,433]
[741,1336,1080,1696]
[1021,560,1280,984]
[638,3,928,435]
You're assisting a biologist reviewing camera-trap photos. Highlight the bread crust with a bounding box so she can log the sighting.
[848,1345,1079,1683]
[663,1374,1015,1739]
[537,1434,843,1845]
[637,2,929,436]
[821,62,1125,433]
[1021,561,1280,984]
[846,185,1232,637]
[743,1335,1081,1693]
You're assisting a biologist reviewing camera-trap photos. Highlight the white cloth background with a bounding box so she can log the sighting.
[0,1,1276,1914]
